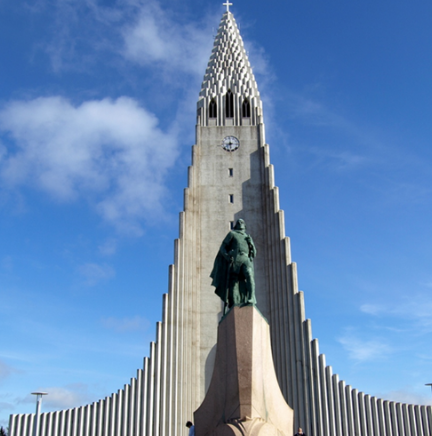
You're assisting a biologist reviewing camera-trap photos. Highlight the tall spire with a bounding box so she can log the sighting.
[197,10,262,126]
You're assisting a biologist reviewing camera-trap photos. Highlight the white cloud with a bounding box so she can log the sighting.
[37,0,267,93]
[101,316,150,333]
[121,2,213,77]
[78,262,115,286]
[33,0,213,76]
[338,334,392,362]
[0,96,178,233]
[44,385,90,409]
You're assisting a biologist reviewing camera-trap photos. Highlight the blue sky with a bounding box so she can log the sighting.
[1,0,432,427]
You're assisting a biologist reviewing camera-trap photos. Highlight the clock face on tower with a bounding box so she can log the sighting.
[222,136,240,152]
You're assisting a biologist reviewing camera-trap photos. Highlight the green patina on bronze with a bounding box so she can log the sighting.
[210,219,257,314]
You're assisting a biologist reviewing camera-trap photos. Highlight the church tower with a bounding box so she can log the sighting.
[186,7,313,431]
[9,6,432,436]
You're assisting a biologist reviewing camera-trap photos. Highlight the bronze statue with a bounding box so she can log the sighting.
[210,219,256,313]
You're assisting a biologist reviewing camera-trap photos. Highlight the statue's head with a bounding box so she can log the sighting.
[234,219,246,231]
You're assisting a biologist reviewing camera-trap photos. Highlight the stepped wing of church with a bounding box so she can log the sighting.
[10,10,432,436]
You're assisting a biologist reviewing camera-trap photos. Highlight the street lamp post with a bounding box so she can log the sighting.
[31,392,48,436]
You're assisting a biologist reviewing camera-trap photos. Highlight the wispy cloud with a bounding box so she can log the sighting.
[281,89,432,211]
[0,255,13,271]
[287,93,352,130]
[360,296,432,332]
[278,92,377,172]
[338,333,392,362]
[377,389,432,406]
[78,262,115,286]
[19,384,95,410]
[101,316,150,333]
[98,239,117,256]
[33,0,125,73]
[34,0,269,94]
[304,146,368,171]
[0,96,178,233]
[0,401,13,411]
[35,0,215,81]
[0,359,19,381]
[360,304,381,315]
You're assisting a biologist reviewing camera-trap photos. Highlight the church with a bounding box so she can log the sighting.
[9,5,432,436]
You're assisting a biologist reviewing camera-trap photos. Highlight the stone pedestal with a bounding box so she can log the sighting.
[194,306,294,436]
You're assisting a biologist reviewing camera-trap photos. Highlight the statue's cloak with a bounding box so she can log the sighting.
[210,251,230,303]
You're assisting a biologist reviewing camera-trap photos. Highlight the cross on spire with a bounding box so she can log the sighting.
[223,1,232,12]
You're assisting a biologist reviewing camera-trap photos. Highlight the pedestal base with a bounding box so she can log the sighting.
[194,306,294,436]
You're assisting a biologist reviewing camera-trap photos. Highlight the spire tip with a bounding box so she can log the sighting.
[223,1,233,12]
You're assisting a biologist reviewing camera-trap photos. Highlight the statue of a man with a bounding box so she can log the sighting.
[210,219,257,313]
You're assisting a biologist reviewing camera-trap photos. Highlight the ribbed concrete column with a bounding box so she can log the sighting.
[396,403,405,436]
[383,401,392,436]
[325,367,336,436]
[377,399,386,436]
[414,406,423,436]
[332,374,343,436]
[420,406,430,435]
[357,392,367,436]
[311,340,323,436]
[390,402,399,436]
[402,404,411,436]
[319,354,330,436]
[103,396,110,436]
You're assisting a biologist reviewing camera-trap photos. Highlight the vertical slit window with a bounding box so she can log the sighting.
[209,99,217,118]
[229,194,234,203]
[230,221,234,229]
[228,168,233,177]
[225,90,234,118]
[242,98,251,118]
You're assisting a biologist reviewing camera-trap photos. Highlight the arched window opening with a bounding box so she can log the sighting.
[225,90,234,118]
[209,99,217,118]
[242,98,251,118]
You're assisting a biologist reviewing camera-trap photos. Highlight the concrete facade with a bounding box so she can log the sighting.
[9,10,432,436]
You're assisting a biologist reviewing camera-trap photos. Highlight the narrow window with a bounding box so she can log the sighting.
[242,98,251,118]
[229,194,234,204]
[209,99,217,118]
[228,168,233,177]
[225,90,234,118]
[230,221,234,229]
